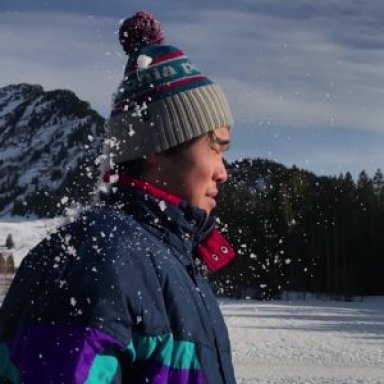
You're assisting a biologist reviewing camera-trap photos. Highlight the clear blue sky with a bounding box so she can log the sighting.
[1,0,383,178]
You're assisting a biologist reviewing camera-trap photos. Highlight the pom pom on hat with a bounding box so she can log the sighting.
[119,10,165,55]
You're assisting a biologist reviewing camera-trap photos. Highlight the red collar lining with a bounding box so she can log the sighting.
[103,170,235,271]
[103,171,182,205]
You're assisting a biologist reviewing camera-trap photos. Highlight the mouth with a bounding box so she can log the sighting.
[209,196,217,205]
[207,190,218,198]
[206,192,218,209]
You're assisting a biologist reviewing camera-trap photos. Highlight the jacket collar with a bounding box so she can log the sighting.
[103,172,235,271]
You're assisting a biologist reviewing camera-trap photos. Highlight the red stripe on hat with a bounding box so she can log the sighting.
[151,49,185,65]
[156,75,206,92]
[112,75,207,112]
[126,49,185,73]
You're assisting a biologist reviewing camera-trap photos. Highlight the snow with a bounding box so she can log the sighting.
[0,218,383,383]
[159,200,167,211]
[0,97,24,118]
[137,54,153,69]
[0,145,23,160]
[0,85,102,216]
[0,216,63,266]
[222,297,384,383]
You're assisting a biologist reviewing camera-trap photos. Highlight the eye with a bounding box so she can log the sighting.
[221,143,231,153]
[209,133,231,154]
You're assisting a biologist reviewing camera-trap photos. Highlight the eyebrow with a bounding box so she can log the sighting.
[211,135,231,151]
[211,132,230,145]
[214,136,230,144]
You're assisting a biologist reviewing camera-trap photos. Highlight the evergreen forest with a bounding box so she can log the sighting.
[213,159,384,300]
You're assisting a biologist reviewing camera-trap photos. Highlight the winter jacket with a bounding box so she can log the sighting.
[0,176,236,383]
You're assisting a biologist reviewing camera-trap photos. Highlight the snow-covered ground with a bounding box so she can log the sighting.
[1,218,384,383]
[222,297,384,383]
[0,216,64,266]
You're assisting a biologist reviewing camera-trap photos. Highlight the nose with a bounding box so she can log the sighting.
[215,158,228,184]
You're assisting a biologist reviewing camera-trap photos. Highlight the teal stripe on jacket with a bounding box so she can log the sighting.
[0,342,19,382]
[130,332,202,370]
[85,355,119,383]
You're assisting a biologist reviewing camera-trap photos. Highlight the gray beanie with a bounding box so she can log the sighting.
[105,11,233,166]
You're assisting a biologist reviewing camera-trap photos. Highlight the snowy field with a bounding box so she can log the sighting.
[222,297,384,384]
[0,216,64,266]
[1,218,384,383]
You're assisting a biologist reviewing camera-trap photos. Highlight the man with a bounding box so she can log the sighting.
[0,11,236,383]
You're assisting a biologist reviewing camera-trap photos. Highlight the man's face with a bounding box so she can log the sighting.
[156,127,230,215]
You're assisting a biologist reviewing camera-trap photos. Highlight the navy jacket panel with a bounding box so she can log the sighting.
[0,185,236,384]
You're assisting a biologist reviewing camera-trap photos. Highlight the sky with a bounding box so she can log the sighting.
[1,0,383,178]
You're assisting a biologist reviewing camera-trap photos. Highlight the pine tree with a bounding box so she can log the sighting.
[373,168,384,202]
[5,233,14,249]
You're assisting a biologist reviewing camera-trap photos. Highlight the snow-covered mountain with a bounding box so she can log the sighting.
[0,83,105,217]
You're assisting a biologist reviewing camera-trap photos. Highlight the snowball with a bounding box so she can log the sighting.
[159,200,167,211]
[137,54,153,70]
[128,126,135,137]
[109,174,119,184]
[67,245,77,257]
[61,196,69,205]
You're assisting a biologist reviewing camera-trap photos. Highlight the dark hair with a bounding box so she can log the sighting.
[114,158,148,178]
[115,131,222,178]
[115,135,202,178]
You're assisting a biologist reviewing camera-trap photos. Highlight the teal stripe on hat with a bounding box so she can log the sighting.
[0,342,19,382]
[123,57,202,92]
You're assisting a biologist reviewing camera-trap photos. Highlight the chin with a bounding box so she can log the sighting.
[192,198,215,215]
[194,203,211,215]
[202,203,215,215]
[204,208,212,216]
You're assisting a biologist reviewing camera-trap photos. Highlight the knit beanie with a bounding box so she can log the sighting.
[106,10,233,165]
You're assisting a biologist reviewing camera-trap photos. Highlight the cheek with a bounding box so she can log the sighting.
[189,158,211,178]
[187,163,213,192]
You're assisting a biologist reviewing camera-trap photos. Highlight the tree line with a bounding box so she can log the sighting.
[7,154,384,300]
[213,158,384,300]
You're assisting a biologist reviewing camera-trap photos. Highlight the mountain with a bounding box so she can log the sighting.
[0,83,105,217]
